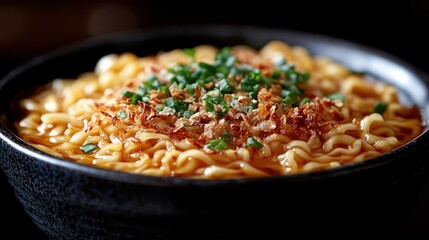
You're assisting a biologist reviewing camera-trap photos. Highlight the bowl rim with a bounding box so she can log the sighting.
[1,24,428,187]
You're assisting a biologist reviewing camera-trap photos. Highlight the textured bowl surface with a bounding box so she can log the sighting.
[1,26,429,239]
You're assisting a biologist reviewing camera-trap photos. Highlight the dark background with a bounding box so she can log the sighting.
[1,0,428,238]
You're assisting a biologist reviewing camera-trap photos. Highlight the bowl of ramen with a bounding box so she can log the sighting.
[1,25,428,239]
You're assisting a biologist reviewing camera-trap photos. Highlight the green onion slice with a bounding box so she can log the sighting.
[374,101,387,114]
[118,110,127,119]
[246,137,263,149]
[80,143,98,154]
[206,139,228,151]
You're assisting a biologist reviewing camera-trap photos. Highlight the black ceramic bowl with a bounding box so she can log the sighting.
[1,26,429,239]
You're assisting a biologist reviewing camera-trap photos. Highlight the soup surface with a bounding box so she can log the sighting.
[16,41,423,178]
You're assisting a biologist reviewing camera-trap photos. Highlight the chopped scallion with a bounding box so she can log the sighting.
[122,90,135,98]
[283,96,297,106]
[300,98,312,105]
[202,89,229,117]
[118,110,127,119]
[183,48,196,59]
[164,97,188,116]
[185,83,197,94]
[374,101,387,114]
[183,110,195,119]
[155,104,165,112]
[198,62,216,73]
[246,137,263,149]
[206,139,227,151]
[131,93,141,105]
[271,69,281,79]
[328,92,345,102]
[218,78,234,94]
[350,69,366,75]
[221,131,233,142]
[80,143,98,154]
[159,85,170,95]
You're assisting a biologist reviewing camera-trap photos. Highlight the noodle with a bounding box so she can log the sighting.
[15,41,423,179]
